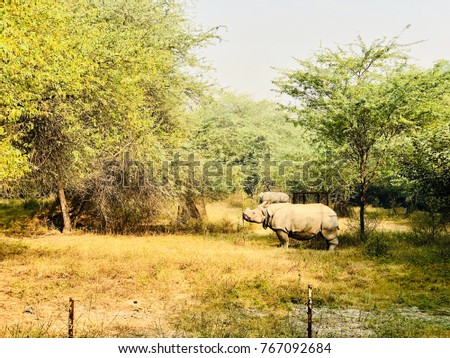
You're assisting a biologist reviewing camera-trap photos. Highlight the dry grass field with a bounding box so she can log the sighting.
[0,198,449,337]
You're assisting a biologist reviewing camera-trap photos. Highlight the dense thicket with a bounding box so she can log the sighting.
[401,125,450,223]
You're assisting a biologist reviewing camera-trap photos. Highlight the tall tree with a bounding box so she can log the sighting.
[274,35,450,239]
[1,0,217,232]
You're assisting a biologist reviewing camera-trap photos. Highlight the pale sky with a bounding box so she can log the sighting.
[188,0,450,101]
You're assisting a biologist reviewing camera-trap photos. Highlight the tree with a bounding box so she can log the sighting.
[187,92,320,197]
[1,0,217,233]
[274,35,450,239]
[2,0,89,231]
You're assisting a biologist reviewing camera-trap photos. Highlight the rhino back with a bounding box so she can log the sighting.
[260,192,289,203]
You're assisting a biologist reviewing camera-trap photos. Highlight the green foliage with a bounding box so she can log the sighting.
[22,198,42,211]
[409,211,448,245]
[187,92,321,196]
[274,34,450,235]
[401,124,450,221]
[191,92,311,160]
[1,0,218,231]
[0,127,29,190]
[363,232,390,258]
[0,199,37,229]
[2,0,215,169]
[0,198,52,235]
[2,0,449,238]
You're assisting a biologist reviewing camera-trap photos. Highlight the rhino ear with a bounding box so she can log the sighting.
[264,200,271,207]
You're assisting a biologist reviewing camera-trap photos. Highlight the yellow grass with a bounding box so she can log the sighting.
[1,200,448,338]
[0,230,412,337]
[0,232,308,337]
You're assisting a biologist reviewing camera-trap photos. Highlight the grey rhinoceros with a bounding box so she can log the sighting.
[259,191,289,204]
[242,202,339,250]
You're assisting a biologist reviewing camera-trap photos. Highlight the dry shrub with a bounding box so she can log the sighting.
[225,192,257,208]
[172,218,236,235]
[60,159,174,234]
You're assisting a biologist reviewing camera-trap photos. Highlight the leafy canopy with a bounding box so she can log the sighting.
[1,0,217,192]
[1,0,218,231]
[274,34,450,235]
[274,35,450,184]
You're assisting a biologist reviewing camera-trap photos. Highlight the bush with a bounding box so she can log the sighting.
[22,198,42,211]
[173,218,236,235]
[363,232,390,258]
[225,192,257,208]
[410,211,446,246]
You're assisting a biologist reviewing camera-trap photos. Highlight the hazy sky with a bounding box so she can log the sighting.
[188,0,450,101]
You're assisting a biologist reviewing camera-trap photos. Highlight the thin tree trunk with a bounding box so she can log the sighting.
[177,193,204,224]
[359,158,368,241]
[359,185,365,240]
[57,175,72,233]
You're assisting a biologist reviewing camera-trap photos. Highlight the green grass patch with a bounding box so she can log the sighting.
[0,238,29,261]
[368,311,450,338]
[0,198,51,236]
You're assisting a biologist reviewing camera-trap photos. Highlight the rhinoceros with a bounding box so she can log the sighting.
[259,191,289,204]
[242,202,339,250]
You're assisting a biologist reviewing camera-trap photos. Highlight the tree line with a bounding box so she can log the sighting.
[1,2,449,237]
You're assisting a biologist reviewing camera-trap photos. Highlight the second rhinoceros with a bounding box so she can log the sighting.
[259,191,289,204]
[242,202,339,250]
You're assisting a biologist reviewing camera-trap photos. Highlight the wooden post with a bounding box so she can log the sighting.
[68,297,74,338]
[307,285,313,338]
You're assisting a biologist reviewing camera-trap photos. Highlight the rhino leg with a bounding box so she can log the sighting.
[322,215,339,251]
[275,230,289,249]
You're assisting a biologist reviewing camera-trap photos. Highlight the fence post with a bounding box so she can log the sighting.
[307,285,313,338]
[68,297,74,338]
